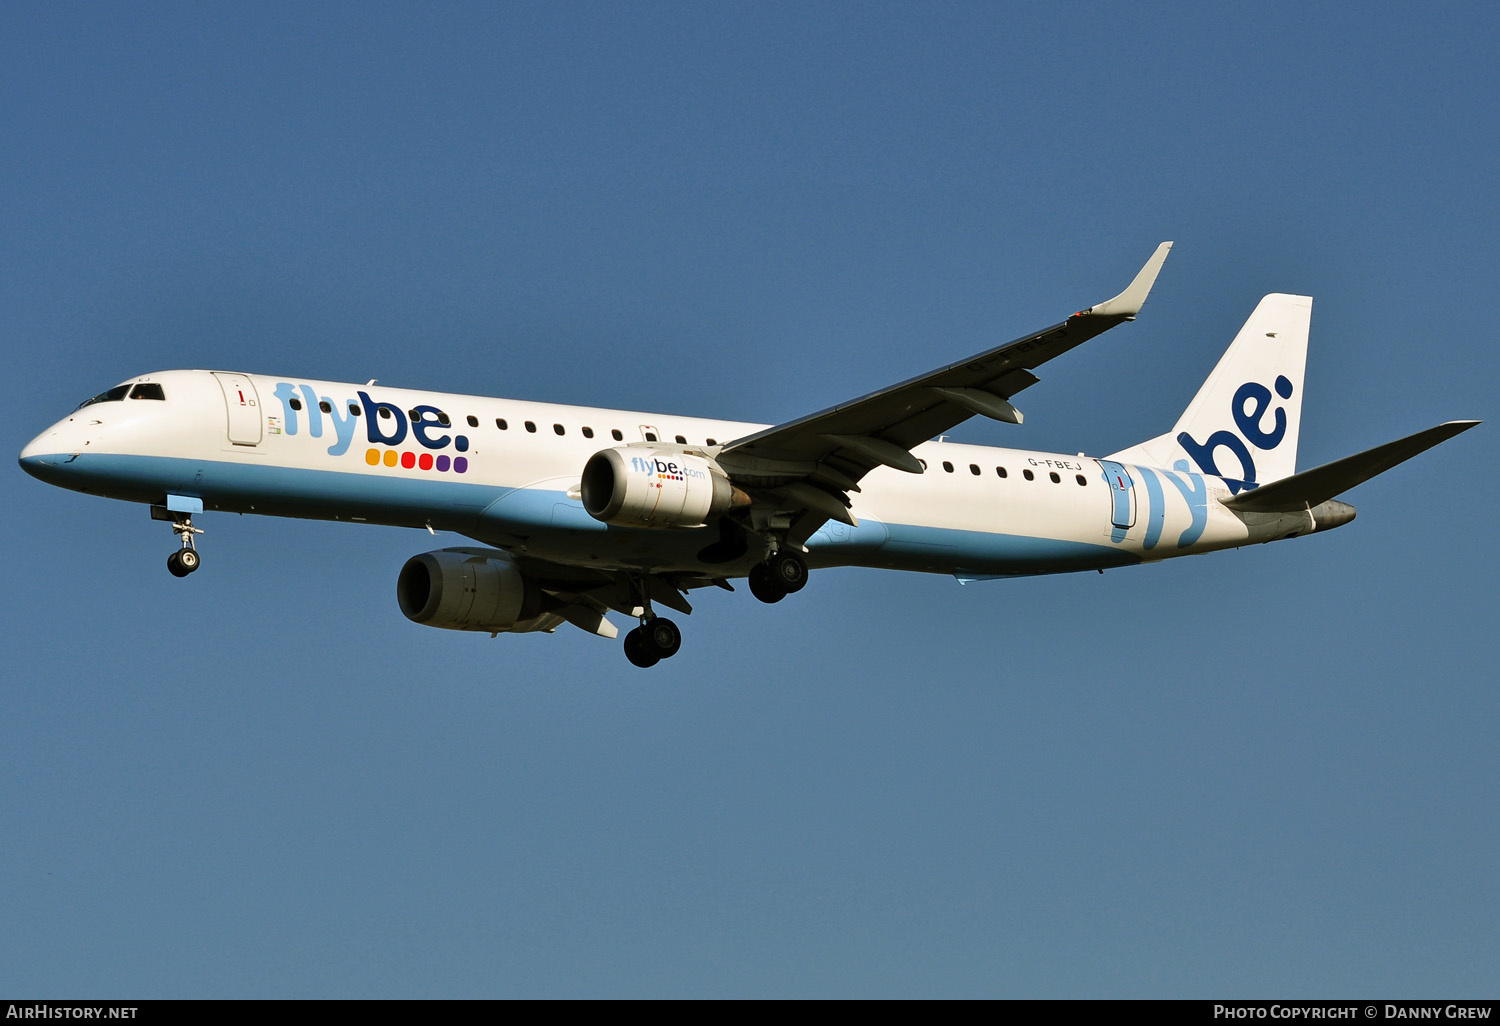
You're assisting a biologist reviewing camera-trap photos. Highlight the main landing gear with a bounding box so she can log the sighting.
[617,548,809,667]
[164,514,203,578]
[621,574,684,668]
[623,616,682,669]
[747,550,807,604]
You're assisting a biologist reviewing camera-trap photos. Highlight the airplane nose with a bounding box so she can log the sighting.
[19,430,53,466]
[19,434,58,480]
[18,421,81,481]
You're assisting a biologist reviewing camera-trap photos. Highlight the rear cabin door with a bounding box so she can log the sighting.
[1098,459,1136,530]
[213,372,263,446]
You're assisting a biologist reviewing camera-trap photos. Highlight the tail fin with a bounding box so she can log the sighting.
[1108,293,1312,489]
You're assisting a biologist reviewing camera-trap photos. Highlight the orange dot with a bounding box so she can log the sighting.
[383,450,398,467]
[365,449,380,466]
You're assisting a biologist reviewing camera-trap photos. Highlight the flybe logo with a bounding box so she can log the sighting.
[1177,375,1294,494]
[629,456,706,482]
[272,384,473,470]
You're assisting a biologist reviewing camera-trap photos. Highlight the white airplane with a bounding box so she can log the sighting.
[19,243,1478,666]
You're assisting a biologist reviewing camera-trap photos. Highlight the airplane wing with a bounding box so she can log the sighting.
[505,553,730,637]
[717,242,1173,543]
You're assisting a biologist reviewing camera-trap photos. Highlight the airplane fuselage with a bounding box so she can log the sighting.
[20,368,1335,584]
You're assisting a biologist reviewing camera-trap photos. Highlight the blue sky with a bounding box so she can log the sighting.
[3,2,1496,998]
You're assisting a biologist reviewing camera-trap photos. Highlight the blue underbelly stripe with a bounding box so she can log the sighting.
[22,452,1138,576]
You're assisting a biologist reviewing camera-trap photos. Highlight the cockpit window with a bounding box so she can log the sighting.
[129,383,166,400]
[77,384,131,409]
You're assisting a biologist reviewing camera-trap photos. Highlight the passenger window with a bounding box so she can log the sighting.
[969,464,980,475]
[1049,472,1060,483]
[379,408,392,420]
[290,398,303,411]
[467,415,478,428]
[318,400,332,414]
[706,438,717,446]
[438,412,451,427]
[942,461,954,473]
[996,467,1008,478]
[349,403,361,416]
[129,383,166,400]
[645,432,658,442]
[554,424,565,435]
[1076,474,1087,486]
[582,427,594,439]
[1023,469,1034,481]
[525,421,536,433]
[496,418,507,430]
[675,435,686,444]
[611,429,623,441]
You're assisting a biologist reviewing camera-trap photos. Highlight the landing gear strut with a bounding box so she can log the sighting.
[748,549,807,604]
[164,514,203,578]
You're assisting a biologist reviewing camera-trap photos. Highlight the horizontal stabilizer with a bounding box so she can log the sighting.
[1223,420,1479,513]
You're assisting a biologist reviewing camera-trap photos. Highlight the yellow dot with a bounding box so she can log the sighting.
[383,450,399,467]
[365,449,380,466]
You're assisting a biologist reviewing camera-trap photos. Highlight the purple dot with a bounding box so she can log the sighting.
[453,456,468,474]
[435,455,450,472]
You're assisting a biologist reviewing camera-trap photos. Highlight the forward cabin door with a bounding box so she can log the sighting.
[213,373,263,447]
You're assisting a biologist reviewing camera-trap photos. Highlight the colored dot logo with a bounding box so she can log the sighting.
[365,448,468,474]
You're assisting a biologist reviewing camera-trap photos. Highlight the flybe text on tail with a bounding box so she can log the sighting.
[1178,374,1296,492]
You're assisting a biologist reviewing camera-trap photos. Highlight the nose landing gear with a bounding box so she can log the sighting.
[156,511,203,577]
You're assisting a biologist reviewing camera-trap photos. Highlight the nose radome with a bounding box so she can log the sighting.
[19,428,57,464]
[19,417,85,474]
[19,433,59,481]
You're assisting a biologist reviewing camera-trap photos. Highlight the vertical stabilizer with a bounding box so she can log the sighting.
[1108,293,1311,488]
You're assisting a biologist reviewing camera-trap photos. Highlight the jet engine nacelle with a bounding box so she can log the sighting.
[397,547,549,633]
[580,448,745,529]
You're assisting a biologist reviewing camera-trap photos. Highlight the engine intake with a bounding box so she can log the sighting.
[581,448,746,529]
[397,548,543,632]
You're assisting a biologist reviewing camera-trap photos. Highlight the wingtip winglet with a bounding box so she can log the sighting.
[1085,241,1173,319]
